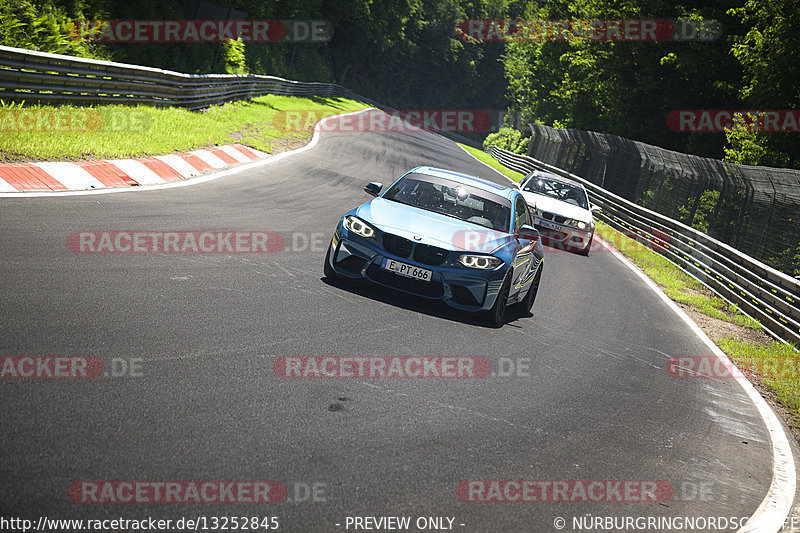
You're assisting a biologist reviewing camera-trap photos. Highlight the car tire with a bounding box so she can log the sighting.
[323,241,339,279]
[513,264,542,314]
[486,272,511,328]
[578,235,593,256]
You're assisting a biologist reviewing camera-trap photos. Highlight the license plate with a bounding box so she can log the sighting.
[537,219,561,230]
[381,258,432,282]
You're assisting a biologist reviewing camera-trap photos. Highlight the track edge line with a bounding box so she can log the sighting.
[596,235,796,533]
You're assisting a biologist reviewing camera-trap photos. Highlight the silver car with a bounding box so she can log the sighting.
[518,171,601,255]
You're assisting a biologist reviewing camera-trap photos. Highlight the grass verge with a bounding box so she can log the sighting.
[718,338,800,423]
[458,143,524,182]
[0,95,369,162]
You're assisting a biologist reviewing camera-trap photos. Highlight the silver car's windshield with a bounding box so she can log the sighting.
[523,175,589,210]
[383,173,512,231]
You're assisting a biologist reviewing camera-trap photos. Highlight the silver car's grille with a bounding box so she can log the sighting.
[541,211,567,224]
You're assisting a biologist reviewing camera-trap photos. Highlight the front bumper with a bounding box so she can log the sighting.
[327,228,507,312]
[533,217,593,251]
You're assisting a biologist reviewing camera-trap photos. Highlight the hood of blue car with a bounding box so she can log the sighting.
[354,198,511,253]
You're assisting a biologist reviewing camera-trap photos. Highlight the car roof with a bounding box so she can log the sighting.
[409,166,517,201]
[522,170,585,190]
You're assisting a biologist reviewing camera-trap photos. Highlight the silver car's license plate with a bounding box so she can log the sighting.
[537,219,561,230]
[381,258,432,282]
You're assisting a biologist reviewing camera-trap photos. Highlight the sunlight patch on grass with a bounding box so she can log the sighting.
[0,95,369,161]
[718,338,800,423]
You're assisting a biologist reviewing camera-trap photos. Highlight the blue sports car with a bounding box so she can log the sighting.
[324,166,544,326]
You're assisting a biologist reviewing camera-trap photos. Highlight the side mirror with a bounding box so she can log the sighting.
[364,182,382,197]
[590,204,602,214]
[518,224,538,241]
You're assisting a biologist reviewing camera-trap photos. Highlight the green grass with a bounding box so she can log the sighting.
[0,95,369,161]
[718,338,800,422]
[595,220,763,330]
[458,143,524,182]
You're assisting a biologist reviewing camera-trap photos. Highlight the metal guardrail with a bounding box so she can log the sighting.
[0,45,482,147]
[487,145,800,347]
[0,45,346,109]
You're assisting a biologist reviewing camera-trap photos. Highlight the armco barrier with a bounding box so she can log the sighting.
[0,45,344,109]
[487,145,800,347]
[0,45,480,147]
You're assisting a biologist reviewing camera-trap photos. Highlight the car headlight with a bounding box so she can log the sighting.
[344,215,376,238]
[456,254,503,270]
[564,218,587,230]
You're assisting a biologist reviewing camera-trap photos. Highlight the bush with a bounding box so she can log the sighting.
[483,127,529,154]
[0,0,106,59]
[222,38,247,75]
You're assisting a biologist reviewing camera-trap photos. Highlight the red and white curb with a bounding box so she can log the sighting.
[0,144,266,193]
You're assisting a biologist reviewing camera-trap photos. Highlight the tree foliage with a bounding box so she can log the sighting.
[483,126,529,153]
[502,0,745,159]
[727,0,800,168]
[0,0,107,58]
[3,0,799,168]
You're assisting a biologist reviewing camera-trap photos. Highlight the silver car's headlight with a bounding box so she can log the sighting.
[456,254,503,270]
[344,215,376,238]
[564,218,587,230]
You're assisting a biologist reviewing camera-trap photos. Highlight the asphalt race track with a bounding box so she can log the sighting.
[0,117,780,532]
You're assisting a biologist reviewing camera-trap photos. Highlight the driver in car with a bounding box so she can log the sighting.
[483,201,506,231]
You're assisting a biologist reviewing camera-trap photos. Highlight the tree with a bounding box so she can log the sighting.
[502,0,743,157]
[728,0,800,168]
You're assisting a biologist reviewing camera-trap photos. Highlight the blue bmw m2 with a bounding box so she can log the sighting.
[324,166,544,326]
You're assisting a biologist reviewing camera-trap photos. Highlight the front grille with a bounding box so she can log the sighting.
[412,243,448,266]
[382,233,413,258]
[382,232,448,265]
[541,211,567,224]
[366,264,444,298]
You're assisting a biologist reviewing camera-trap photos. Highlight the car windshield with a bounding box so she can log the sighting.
[523,175,589,210]
[383,173,511,231]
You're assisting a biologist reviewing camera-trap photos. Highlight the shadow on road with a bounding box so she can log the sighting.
[320,276,534,329]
